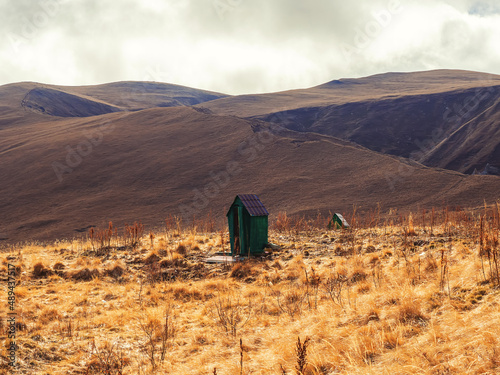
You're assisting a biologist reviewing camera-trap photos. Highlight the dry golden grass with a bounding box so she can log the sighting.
[1,209,500,374]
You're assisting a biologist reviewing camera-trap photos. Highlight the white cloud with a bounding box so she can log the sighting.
[0,0,499,94]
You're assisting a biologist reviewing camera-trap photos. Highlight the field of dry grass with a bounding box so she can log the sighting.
[1,205,500,374]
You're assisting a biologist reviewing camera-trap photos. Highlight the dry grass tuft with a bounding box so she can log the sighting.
[144,252,161,265]
[295,336,311,374]
[32,262,53,278]
[175,243,187,255]
[397,300,428,326]
[166,284,208,302]
[159,257,186,269]
[39,307,61,324]
[106,264,126,279]
[69,267,100,281]
[53,262,65,270]
[230,262,259,281]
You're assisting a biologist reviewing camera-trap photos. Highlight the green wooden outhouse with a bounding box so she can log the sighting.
[328,213,350,230]
[226,194,269,256]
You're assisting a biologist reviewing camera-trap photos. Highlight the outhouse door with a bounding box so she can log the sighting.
[233,206,242,256]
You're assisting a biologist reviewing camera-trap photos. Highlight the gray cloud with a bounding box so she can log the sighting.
[0,0,499,94]
[468,1,500,16]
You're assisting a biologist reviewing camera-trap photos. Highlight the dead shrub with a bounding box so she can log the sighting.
[32,262,53,278]
[365,245,377,253]
[334,244,356,257]
[212,294,252,336]
[53,262,65,271]
[145,263,162,284]
[144,252,160,265]
[348,258,368,284]
[350,270,367,284]
[106,265,125,279]
[71,268,100,281]
[285,256,306,281]
[137,305,177,370]
[124,222,144,249]
[85,340,129,375]
[175,243,187,255]
[324,272,348,306]
[53,262,65,277]
[274,284,307,320]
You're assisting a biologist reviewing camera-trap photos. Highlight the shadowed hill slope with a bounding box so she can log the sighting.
[421,95,500,174]
[252,87,500,174]
[22,87,123,117]
[200,70,500,174]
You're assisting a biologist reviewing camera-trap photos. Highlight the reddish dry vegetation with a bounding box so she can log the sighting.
[1,205,500,374]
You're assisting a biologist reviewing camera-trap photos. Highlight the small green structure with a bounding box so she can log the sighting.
[226,194,269,256]
[328,213,350,230]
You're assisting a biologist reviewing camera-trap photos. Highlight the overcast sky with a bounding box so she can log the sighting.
[1,0,500,94]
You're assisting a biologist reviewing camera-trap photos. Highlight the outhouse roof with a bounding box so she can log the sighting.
[334,213,350,227]
[228,194,269,217]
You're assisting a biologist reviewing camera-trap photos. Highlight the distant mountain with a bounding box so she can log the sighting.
[200,70,500,175]
[63,81,229,111]
[11,81,228,118]
[0,72,498,242]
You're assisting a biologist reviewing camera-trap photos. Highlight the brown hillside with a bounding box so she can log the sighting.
[0,100,498,242]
